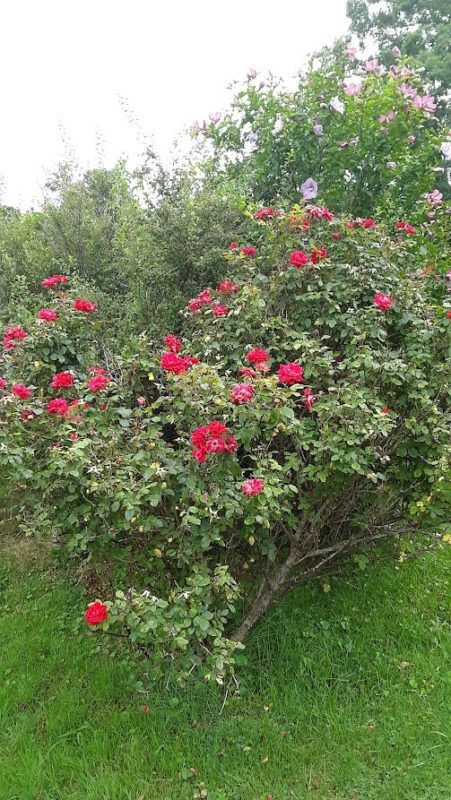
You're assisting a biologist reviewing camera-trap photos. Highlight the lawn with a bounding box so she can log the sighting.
[0,534,450,800]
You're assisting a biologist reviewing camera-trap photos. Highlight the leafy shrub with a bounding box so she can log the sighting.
[1,202,450,684]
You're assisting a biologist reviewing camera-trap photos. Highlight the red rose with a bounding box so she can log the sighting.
[289,250,308,268]
[73,299,97,313]
[212,303,229,317]
[303,387,318,411]
[47,398,69,416]
[3,326,27,349]
[88,374,111,392]
[188,289,211,312]
[191,421,237,462]
[241,247,256,256]
[246,348,269,365]
[164,334,182,354]
[41,274,68,289]
[240,367,257,378]
[69,431,78,441]
[20,409,34,422]
[0,378,7,390]
[230,383,254,404]
[85,600,108,626]
[11,383,32,400]
[38,308,59,322]
[51,371,74,389]
[229,242,239,250]
[395,221,415,234]
[218,280,239,293]
[241,478,264,496]
[160,353,198,375]
[277,363,304,385]
[310,246,328,264]
[373,293,395,311]
[357,218,376,229]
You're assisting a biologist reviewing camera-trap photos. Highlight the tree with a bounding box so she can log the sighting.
[347,0,451,112]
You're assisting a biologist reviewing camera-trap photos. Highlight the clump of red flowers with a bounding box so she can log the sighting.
[395,221,416,234]
[230,383,254,404]
[73,299,97,313]
[188,289,212,312]
[85,601,109,625]
[51,371,74,389]
[38,308,59,322]
[277,363,304,385]
[373,293,395,311]
[218,280,239,293]
[12,383,32,400]
[163,334,182,354]
[241,247,256,256]
[241,478,265,496]
[212,303,229,317]
[3,326,27,350]
[290,250,309,268]
[191,421,238,463]
[47,398,69,416]
[41,274,68,289]
[310,246,328,264]
[254,207,275,221]
[160,352,199,375]
[305,205,334,221]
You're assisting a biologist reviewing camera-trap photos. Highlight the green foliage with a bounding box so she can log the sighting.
[1,204,449,682]
[347,0,451,113]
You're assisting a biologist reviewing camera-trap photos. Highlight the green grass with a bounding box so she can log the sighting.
[0,536,450,800]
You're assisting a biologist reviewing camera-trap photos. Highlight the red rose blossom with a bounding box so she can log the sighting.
[373,292,395,311]
[88,374,111,392]
[163,334,182,354]
[241,478,265,496]
[69,431,78,441]
[212,303,229,317]
[230,383,254,404]
[241,247,256,256]
[85,600,109,626]
[277,363,304,385]
[218,280,239,293]
[395,221,415,234]
[41,274,68,289]
[11,383,32,400]
[289,250,309,268]
[20,409,34,422]
[0,378,7,390]
[246,348,269,365]
[38,308,59,322]
[303,387,318,411]
[240,367,257,378]
[47,398,69,416]
[160,352,198,375]
[73,299,97,313]
[3,326,27,349]
[188,289,212,312]
[51,371,74,389]
[310,246,328,264]
[229,242,239,250]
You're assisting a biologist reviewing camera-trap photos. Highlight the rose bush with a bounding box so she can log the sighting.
[1,205,449,684]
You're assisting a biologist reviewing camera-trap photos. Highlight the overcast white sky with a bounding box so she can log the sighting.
[0,0,349,209]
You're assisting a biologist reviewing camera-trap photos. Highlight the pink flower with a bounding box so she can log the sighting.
[278,363,304,385]
[209,112,221,124]
[289,250,309,268]
[382,406,389,414]
[69,432,78,441]
[219,280,239,293]
[88,374,111,392]
[137,396,147,406]
[331,232,342,240]
[188,289,212,312]
[38,308,59,322]
[246,348,269,366]
[47,398,69,416]
[160,353,198,375]
[391,46,401,59]
[422,189,443,205]
[73,299,97,313]
[398,84,418,99]
[365,58,379,72]
[11,383,32,400]
[3,326,27,350]
[164,335,182,354]
[373,293,395,311]
[305,205,334,221]
[344,82,362,97]
[300,178,318,200]
[212,303,229,317]
[41,274,68,289]
[229,242,239,250]
[240,367,257,378]
[230,383,254,404]
[412,94,436,112]
[303,387,318,412]
[51,371,74,389]
[241,247,256,256]
[0,378,7,390]
[241,478,264,496]
[346,45,357,60]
